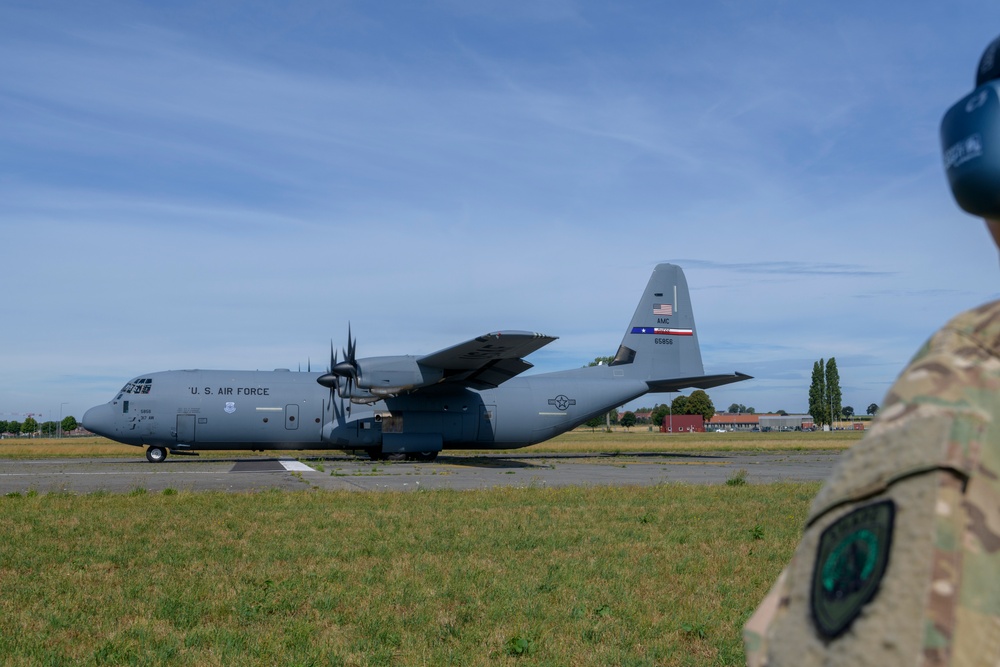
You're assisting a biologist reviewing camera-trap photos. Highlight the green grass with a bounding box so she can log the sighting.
[526,429,862,453]
[0,483,817,666]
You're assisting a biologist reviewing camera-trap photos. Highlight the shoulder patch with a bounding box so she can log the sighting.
[811,500,895,638]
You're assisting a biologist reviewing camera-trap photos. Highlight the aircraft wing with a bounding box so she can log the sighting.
[646,372,753,393]
[418,331,558,389]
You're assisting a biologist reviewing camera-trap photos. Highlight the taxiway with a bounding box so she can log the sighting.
[0,450,840,494]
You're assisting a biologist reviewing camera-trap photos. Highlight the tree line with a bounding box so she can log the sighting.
[0,416,79,437]
[577,356,888,433]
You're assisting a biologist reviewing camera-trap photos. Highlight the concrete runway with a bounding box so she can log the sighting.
[0,450,841,494]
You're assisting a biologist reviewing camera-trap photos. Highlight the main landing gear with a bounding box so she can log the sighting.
[146,446,168,463]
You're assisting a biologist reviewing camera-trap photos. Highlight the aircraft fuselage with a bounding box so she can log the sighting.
[82,366,649,457]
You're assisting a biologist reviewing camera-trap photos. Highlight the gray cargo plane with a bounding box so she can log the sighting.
[83,264,750,462]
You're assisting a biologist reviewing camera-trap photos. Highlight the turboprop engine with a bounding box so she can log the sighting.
[346,355,444,397]
[316,327,445,403]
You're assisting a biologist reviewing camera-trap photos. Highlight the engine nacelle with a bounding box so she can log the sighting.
[354,355,443,396]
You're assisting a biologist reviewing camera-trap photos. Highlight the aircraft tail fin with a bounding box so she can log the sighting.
[611,264,750,392]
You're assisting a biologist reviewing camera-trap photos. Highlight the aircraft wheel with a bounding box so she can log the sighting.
[146,446,168,463]
[407,451,438,462]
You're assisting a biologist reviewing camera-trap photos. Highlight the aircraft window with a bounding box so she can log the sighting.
[120,379,154,395]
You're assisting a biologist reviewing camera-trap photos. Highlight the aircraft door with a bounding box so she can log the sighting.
[285,404,299,430]
[176,414,196,444]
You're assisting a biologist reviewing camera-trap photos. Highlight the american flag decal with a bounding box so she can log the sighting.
[653,304,673,316]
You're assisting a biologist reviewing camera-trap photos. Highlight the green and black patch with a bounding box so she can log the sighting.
[811,500,895,638]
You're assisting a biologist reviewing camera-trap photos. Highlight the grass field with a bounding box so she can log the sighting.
[0,429,862,460]
[0,483,818,666]
[524,429,861,453]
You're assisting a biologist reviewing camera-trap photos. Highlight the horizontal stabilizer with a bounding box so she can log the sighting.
[646,372,753,393]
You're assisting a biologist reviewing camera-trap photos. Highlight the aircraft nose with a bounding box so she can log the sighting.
[82,404,115,437]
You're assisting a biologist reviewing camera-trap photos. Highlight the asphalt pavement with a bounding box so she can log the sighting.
[0,450,841,494]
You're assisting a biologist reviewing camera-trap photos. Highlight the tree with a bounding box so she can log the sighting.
[0,420,7,434]
[775,409,788,416]
[867,403,879,416]
[584,408,618,432]
[586,357,615,367]
[8,421,21,436]
[651,404,671,429]
[808,359,828,426]
[842,406,854,418]
[806,357,844,427]
[670,391,716,422]
[728,403,744,414]
[825,358,842,426]
[62,416,78,434]
[22,417,38,437]
[620,411,637,431]
[684,390,716,421]
[40,421,57,436]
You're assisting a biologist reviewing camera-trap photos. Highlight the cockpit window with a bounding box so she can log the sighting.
[120,378,153,395]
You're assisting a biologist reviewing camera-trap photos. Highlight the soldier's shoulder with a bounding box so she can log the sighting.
[810,300,1000,524]
[934,298,1000,354]
[889,299,1000,404]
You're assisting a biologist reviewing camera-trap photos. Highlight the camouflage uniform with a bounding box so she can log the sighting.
[744,301,1000,666]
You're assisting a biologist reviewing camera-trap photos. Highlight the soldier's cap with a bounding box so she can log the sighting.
[977,35,1000,87]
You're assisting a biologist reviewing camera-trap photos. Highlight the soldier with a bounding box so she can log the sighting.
[743,36,1000,666]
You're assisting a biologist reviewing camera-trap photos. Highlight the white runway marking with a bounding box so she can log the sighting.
[279,460,315,472]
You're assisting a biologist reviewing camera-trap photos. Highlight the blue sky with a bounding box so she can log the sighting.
[3,1,1000,423]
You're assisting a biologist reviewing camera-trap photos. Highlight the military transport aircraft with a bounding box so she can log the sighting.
[83,264,750,462]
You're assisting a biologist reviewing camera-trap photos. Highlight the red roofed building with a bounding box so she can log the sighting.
[659,414,705,433]
[706,413,761,431]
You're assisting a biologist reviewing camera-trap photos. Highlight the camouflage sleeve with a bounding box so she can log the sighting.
[744,301,1000,667]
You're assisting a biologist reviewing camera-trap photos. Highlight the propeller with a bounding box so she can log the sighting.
[335,323,360,395]
[316,342,347,423]
[317,325,361,420]
[320,323,360,396]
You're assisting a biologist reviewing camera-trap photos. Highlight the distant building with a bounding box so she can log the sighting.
[624,411,823,433]
[758,413,814,431]
[659,414,705,433]
[703,413,816,432]
[706,413,760,431]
